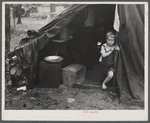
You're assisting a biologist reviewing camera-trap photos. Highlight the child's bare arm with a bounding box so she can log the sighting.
[101,46,114,57]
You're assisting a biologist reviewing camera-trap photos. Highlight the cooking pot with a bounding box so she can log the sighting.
[44,56,63,63]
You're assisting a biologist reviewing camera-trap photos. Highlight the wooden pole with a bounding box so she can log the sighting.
[5,4,12,88]
[10,7,15,31]
[17,4,22,24]
[50,4,56,12]
[5,4,10,55]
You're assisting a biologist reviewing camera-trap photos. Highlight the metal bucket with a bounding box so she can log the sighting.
[39,56,63,88]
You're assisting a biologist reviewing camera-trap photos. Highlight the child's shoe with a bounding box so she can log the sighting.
[102,83,107,89]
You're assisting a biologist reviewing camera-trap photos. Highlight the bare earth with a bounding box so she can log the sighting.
[5,85,144,110]
[6,17,144,110]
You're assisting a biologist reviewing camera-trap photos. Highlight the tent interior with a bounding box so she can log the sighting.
[36,4,117,88]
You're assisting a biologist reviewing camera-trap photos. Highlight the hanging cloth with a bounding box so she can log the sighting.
[113,4,120,32]
[84,7,95,27]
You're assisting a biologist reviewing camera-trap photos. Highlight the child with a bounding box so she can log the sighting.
[99,31,120,89]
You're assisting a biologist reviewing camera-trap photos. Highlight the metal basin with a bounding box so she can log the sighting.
[44,56,63,63]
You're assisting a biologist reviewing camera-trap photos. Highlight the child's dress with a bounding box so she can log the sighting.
[99,43,115,85]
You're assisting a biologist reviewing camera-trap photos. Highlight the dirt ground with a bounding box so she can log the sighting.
[6,17,144,110]
[5,84,144,110]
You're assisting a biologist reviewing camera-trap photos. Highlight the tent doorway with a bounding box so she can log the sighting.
[37,4,116,87]
[65,4,116,87]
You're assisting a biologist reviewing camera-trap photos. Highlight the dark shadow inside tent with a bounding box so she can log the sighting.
[36,4,116,87]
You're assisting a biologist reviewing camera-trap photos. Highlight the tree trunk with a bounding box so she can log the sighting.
[50,4,56,12]
[5,4,10,55]
[17,4,21,24]
[5,4,12,87]
[10,7,15,31]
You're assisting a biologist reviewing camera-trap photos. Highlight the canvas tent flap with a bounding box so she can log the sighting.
[117,4,144,101]
[39,4,88,35]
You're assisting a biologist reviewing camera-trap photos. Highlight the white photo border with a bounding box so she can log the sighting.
[2,1,148,121]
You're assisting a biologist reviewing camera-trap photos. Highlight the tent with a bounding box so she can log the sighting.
[7,4,144,101]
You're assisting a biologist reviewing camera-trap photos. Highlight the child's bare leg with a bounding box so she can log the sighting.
[102,71,114,89]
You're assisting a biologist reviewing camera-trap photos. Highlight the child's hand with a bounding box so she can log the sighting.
[110,48,114,52]
[109,46,114,51]
[114,45,120,51]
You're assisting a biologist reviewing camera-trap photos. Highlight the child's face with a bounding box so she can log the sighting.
[106,37,115,46]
